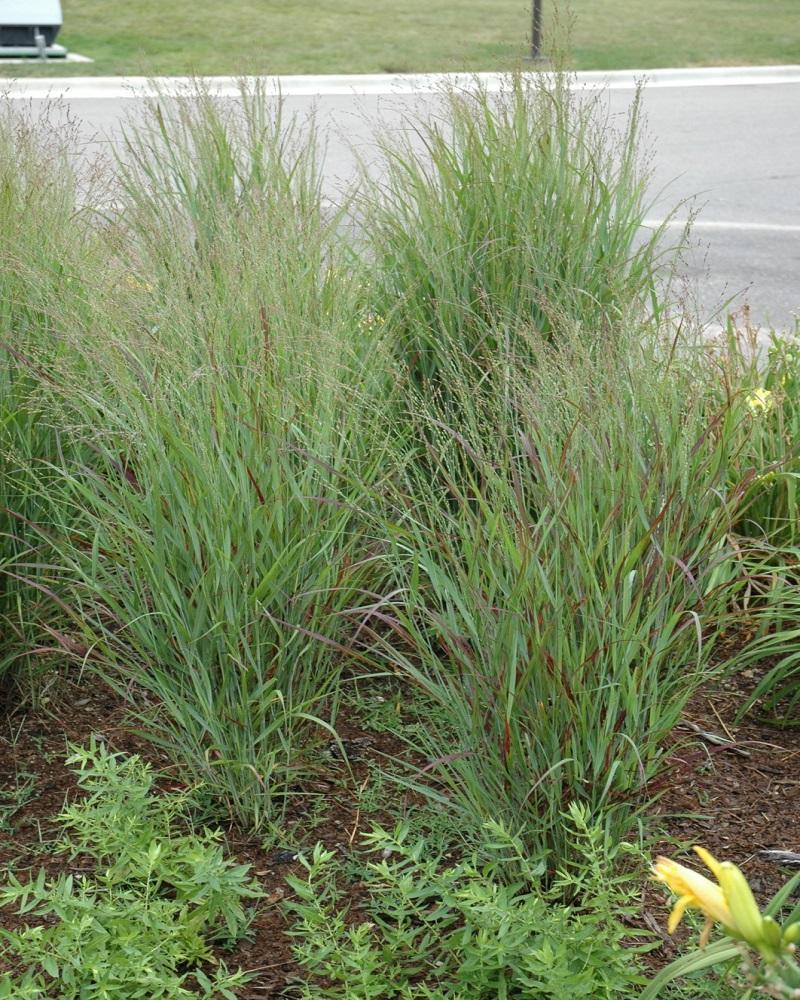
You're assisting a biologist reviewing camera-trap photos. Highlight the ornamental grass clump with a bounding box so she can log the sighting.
[1,77,787,876]
[0,103,109,693]
[18,86,393,830]
[370,327,759,866]
[358,72,673,387]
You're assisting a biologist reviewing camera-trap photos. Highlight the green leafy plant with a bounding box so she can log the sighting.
[0,739,260,998]
[704,328,800,722]
[285,803,652,998]
[724,326,800,545]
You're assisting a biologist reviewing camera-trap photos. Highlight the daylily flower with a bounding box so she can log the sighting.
[653,847,767,951]
[653,848,733,946]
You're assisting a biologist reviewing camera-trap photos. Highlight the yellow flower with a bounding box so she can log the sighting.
[653,847,770,953]
[123,274,154,293]
[653,848,733,947]
[746,387,774,413]
[358,311,386,333]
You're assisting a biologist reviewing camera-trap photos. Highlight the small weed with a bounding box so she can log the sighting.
[347,680,457,749]
[0,769,37,833]
[262,792,332,856]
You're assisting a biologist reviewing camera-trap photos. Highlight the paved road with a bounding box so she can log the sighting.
[4,68,800,329]
[638,77,800,330]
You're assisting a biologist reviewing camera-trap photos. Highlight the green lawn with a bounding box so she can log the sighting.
[1,0,797,77]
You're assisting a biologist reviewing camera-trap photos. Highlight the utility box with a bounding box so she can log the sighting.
[0,0,66,56]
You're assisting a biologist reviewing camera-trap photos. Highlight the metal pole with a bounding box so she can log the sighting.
[531,0,543,60]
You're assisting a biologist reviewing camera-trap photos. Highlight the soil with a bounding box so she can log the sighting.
[644,668,800,961]
[1,661,799,996]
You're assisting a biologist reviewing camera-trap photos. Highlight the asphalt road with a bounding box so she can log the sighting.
[4,68,800,329]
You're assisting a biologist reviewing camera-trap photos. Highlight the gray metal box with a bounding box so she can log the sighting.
[0,1,63,47]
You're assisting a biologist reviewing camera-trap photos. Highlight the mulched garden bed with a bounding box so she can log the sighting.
[0,678,413,996]
[644,669,800,963]
[1,660,798,997]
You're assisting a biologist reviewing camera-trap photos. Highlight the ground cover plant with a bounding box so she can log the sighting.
[1,72,800,997]
[284,804,655,998]
[2,0,797,77]
[0,739,259,997]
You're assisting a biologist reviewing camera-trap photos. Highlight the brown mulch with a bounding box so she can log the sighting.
[1,659,799,995]
[642,668,800,962]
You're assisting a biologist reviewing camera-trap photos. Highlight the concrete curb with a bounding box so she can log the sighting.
[3,65,800,100]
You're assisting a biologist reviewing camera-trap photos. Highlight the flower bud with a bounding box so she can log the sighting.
[783,922,800,945]
[718,862,765,949]
[760,916,783,957]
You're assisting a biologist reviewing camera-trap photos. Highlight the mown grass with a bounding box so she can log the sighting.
[2,70,800,998]
[0,0,797,77]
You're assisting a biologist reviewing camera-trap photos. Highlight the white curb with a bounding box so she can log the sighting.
[2,65,800,101]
